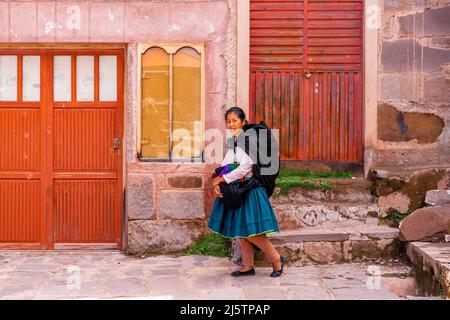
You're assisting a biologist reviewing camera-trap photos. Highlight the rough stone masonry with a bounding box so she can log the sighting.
[377,1,450,167]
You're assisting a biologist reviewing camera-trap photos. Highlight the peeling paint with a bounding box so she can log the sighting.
[206,21,215,34]
[45,21,55,34]
[168,24,181,32]
[214,35,224,43]
[108,9,115,23]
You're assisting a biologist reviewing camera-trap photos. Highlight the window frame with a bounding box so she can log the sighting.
[137,43,206,163]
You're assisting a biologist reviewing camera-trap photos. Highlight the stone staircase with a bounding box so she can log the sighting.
[259,178,402,266]
[272,178,380,229]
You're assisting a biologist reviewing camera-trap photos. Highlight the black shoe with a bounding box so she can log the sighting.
[231,268,256,277]
[270,256,285,278]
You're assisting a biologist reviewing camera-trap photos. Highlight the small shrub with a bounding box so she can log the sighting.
[275,169,352,195]
[182,233,231,257]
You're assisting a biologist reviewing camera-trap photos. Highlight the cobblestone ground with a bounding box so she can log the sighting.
[0,251,410,300]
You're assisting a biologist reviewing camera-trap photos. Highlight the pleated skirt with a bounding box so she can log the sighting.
[207,180,279,239]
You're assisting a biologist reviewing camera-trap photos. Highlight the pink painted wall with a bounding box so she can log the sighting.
[0,1,234,246]
[0,0,232,153]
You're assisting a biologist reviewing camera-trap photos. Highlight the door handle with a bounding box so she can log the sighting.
[304,71,312,79]
[113,137,121,149]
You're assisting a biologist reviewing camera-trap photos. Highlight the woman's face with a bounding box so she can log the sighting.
[226,112,245,136]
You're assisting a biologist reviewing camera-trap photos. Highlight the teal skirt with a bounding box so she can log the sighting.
[208,179,279,239]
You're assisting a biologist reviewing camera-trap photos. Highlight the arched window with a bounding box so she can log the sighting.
[139,44,204,162]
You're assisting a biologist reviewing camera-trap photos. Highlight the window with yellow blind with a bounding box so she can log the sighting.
[138,44,205,162]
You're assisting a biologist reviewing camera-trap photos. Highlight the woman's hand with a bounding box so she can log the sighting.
[212,176,226,187]
[214,185,223,198]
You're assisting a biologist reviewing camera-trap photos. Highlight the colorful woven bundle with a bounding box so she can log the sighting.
[212,162,239,178]
[218,162,239,177]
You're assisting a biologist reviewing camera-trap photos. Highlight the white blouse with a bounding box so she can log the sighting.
[221,137,254,184]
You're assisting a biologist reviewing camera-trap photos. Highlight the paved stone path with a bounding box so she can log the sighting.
[0,251,412,300]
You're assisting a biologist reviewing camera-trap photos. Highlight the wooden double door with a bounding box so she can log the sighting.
[0,48,124,249]
[250,0,364,162]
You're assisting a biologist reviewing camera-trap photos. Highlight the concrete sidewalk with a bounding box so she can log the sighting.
[0,251,412,300]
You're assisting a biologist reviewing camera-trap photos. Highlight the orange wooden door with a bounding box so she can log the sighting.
[0,49,124,250]
[249,0,364,162]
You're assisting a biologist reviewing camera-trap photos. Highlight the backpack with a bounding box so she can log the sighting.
[241,121,280,198]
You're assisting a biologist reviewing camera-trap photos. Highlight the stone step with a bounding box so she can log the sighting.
[405,296,446,300]
[406,242,450,299]
[272,226,400,243]
[255,226,401,266]
[371,165,450,180]
[271,201,380,230]
[273,178,375,204]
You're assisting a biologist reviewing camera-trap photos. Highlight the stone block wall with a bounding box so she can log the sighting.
[377,1,450,167]
[126,162,219,254]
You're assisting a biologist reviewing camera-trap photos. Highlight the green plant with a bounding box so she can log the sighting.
[275,169,351,195]
[390,210,406,227]
[278,169,353,179]
[182,233,231,257]
[370,183,377,196]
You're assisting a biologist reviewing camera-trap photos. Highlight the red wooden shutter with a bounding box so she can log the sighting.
[250,0,364,162]
[306,0,363,71]
[250,1,304,72]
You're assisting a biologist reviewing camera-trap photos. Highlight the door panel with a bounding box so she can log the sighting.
[0,180,41,243]
[302,71,363,161]
[0,109,41,171]
[53,109,116,172]
[251,71,303,159]
[53,180,117,243]
[250,0,364,162]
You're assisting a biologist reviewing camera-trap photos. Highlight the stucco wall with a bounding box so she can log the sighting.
[376,0,450,168]
[0,0,237,253]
